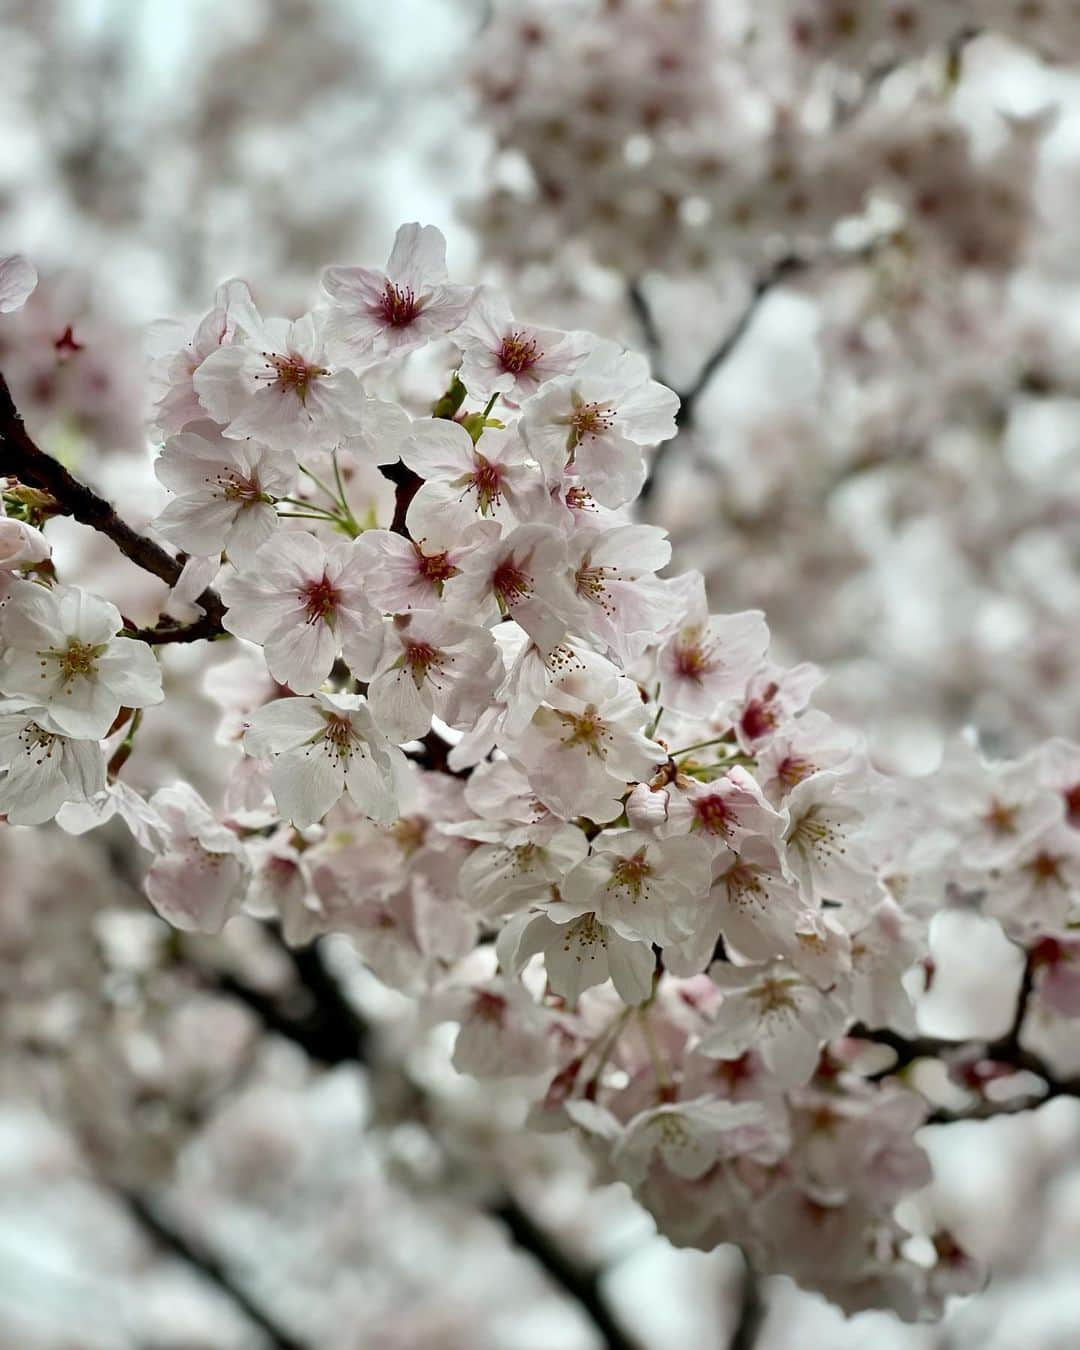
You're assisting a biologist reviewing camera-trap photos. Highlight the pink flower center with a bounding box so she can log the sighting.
[693,794,736,836]
[263,351,326,403]
[569,401,614,447]
[301,573,339,624]
[472,991,506,1023]
[1064,783,1080,827]
[776,753,814,790]
[498,330,542,374]
[672,628,717,684]
[468,453,505,513]
[413,543,459,588]
[983,797,1018,836]
[404,639,442,686]
[379,282,419,327]
[492,557,532,608]
[556,705,609,756]
[740,699,777,742]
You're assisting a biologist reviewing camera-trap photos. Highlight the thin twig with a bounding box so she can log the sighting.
[0,372,225,639]
[123,1190,305,1350]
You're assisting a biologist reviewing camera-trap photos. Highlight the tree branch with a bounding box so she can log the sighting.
[492,1197,643,1350]
[0,371,225,639]
[378,458,422,538]
[123,1189,306,1350]
[638,255,805,504]
[728,1260,766,1350]
[851,953,1080,1120]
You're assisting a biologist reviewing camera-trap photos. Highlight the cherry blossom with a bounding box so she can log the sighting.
[454,288,590,403]
[153,425,296,565]
[0,582,162,739]
[219,532,384,694]
[0,699,105,824]
[243,692,402,828]
[322,222,474,360]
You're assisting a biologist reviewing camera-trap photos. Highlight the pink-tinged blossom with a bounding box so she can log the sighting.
[368,609,500,742]
[0,583,163,739]
[656,577,769,719]
[782,770,880,906]
[149,279,251,436]
[193,305,370,451]
[611,1097,776,1187]
[510,655,666,823]
[521,348,680,507]
[322,222,474,359]
[0,254,37,313]
[219,533,383,695]
[443,521,579,655]
[565,521,672,661]
[0,699,105,825]
[663,766,786,854]
[0,515,50,572]
[700,961,849,1088]
[352,528,481,612]
[709,839,806,964]
[982,824,1080,938]
[454,287,590,402]
[454,821,589,918]
[244,692,402,828]
[153,426,297,566]
[733,662,827,754]
[400,420,533,542]
[559,830,713,950]
[755,709,862,806]
[143,783,249,933]
[434,978,554,1078]
[497,903,656,1006]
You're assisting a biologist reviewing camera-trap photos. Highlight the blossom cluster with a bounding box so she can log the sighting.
[466,0,1054,281]
[4,226,1078,1321]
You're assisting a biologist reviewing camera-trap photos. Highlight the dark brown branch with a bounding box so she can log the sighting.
[851,954,1080,1119]
[379,458,422,537]
[728,1261,766,1350]
[123,1190,306,1350]
[493,1197,642,1350]
[0,371,225,639]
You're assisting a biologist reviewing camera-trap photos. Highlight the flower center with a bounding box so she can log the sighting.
[498,330,541,374]
[263,351,326,402]
[215,470,263,503]
[378,281,419,327]
[50,638,101,685]
[672,627,717,684]
[751,976,797,1014]
[568,401,614,450]
[413,542,459,588]
[608,846,652,899]
[492,557,532,608]
[468,453,504,513]
[301,573,339,624]
[693,793,736,836]
[1026,851,1063,885]
[575,561,614,613]
[740,699,778,742]
[983,797,1018,836]
[776,753,814,790]
[321,713,355,760]
[555,705,609,756]
[404,639,443,688]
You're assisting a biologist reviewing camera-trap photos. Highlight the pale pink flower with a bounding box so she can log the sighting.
[144,783,250,933]
[656,577,769,719]
[521,347,679,507]
[367,609,500,742]
[244,691,402,828]
[153,425,296,566]
[219,533,384,694]
[322,222,474,359]
[0,699,105,825]
[455,287,590,402]
[400,420,533,542]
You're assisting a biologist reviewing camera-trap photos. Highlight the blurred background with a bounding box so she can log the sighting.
[4,0,1080,1346]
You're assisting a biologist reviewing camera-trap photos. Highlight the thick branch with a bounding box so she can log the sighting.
[379,458,422,537]
[123,1190,305,1350]
[0,371,225,639]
